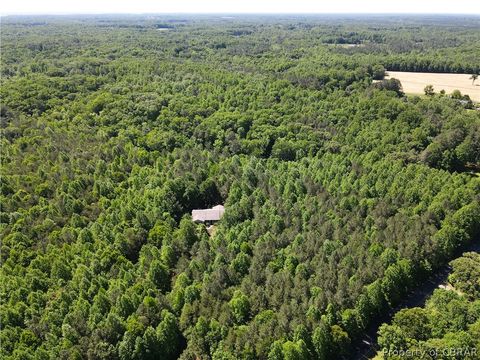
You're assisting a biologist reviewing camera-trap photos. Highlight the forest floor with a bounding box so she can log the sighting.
[356,240,480,360]
[385,71,480,102]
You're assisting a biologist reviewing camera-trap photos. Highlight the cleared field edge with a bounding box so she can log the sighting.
[385,71,480,102]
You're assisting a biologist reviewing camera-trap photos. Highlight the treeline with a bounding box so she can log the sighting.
[1,15,480,360]
[382,51,480,74]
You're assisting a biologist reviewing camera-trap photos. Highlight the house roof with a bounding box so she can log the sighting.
[192,205,225,223]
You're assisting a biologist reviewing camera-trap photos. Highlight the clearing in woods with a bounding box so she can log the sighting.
[385,71,480,102]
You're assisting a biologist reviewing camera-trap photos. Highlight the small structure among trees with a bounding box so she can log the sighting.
[192,205,225,225]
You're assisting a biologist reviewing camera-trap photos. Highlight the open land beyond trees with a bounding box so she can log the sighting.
[386,71,480,102]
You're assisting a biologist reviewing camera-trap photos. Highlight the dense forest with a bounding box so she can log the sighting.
[1,14,480,360]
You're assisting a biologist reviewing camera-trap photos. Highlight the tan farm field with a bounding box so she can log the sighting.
[385,71,480,102]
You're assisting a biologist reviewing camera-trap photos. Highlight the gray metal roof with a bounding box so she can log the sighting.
[192,205,225,223]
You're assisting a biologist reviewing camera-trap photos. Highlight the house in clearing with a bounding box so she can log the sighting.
[191,205,225,226]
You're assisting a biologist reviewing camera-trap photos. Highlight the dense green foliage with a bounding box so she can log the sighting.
[1,15,479,360]
[378,252,480,359]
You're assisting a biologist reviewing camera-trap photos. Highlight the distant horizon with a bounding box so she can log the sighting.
[3,12,480,17]
[2,0,479,16]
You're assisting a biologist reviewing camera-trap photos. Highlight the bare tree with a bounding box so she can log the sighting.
[470,74,479,85]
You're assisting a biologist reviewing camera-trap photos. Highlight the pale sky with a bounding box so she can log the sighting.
[2,0,480,15]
